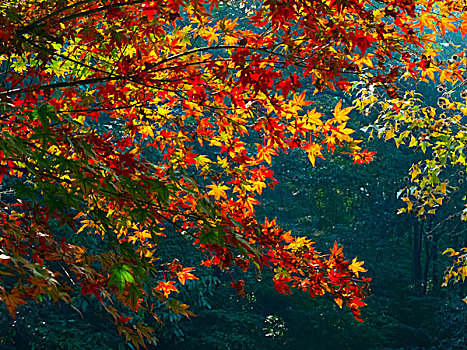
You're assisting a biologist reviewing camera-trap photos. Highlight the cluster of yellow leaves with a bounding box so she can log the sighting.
[442,248,467,303]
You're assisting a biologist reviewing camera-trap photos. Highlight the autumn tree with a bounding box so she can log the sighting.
[1,0,466,346]
[352,2,467,295]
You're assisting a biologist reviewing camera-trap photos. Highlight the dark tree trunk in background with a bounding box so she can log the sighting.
[413,220,423,293]
[423,238,431,294]
[431,239,440,294]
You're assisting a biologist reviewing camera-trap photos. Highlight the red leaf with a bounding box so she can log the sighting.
[230,280,245,297]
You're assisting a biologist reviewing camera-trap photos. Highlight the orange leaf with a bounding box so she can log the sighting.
[176,267,198,285]
[2,290,27,318]
[156,281,179,298]
[335,297,343,309]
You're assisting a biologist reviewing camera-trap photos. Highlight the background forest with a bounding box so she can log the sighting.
[3,90,467,350]
[0,0,467,349]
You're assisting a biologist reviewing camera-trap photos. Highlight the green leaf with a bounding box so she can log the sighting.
[421,142,427,153]
[109,264,135,293]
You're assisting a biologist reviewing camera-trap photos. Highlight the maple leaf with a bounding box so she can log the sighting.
[332,100,353,123]
[2,290,27,318]
[207,182,229,200]
[322,133,337,153]
[335,297,344,309]
[273,277,292,294]
[242,196,260,213]
[156,281,179,298]
[139,124,155,140]
[305,108,324,125]
[209,0,219,12]
[201,26,219,45]
[176,267,198,285]
[286,236,312,251]
[438,15,458,37]
[109,265,135,293]
[167,299,195,317]
[194,154,211,169]
[224,35,239,45]
[292,91,311,108]
[443,248,459,257]
[351,30,376,55]
[330,241,343,257]
[230,280,246,297]
[353,149,376,164]
[277,78,294,97]
[282,231,294,243]
[251,179,266,194]
[256,143,277,165]
[303,143,324,166]
[81,283,104,303]
[349,258,367,277]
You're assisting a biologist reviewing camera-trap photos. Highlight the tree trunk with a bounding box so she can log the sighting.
[413,220,423,293]
[431,239,440,294]
[423,238,431,294]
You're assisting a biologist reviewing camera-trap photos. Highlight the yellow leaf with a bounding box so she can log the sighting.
[194,155,211,169]
[207,182,229,200]
[140,124,155,140]
[411,165,421,182]
[349,257,367,277]
[11,57,27,74]
[409,136,418,147]
[385,128,395,141]
[333,100,353,123]
[224,35,239,45]
[306,108,323,125]
[304,143,324,167]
